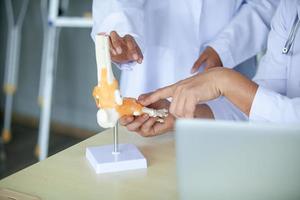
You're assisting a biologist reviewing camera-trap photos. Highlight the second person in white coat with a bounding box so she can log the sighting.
[92,0,279,98]
[123,0,300,137]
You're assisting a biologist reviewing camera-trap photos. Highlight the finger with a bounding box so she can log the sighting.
[138,92,153,102]
[126,114,150,132]
[124,35,138,58]
[139,85,175,106]
[184,96,197,118]
[152,115,176,135]
[109,38,117,55]
[136,46,143,64]
[119,116,134,126]
[140,117,157,135]
[152,123,170,136]
[110,31,122,54]
[124,35,138,60]
[169,94,178,117]
[124,35,143,63]
[170,86,185,118]
[171,86,183,117]
[175,95,187,118]
[131,39,143,63]
[191,53,207,74]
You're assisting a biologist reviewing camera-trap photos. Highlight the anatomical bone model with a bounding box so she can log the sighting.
[93,34,168,128]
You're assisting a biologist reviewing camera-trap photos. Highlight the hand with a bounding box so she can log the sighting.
[109,31,143,64]
[190,46,223,74]
[140,68,258,118]
[140,68,226,118]
[119,98,175,137]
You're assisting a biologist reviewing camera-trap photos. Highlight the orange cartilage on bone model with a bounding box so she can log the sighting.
[93,34,168,128]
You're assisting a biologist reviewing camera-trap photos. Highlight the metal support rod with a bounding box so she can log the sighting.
[2,0,29,143]
[113,122,119,154]
[36,0,91,160]
[38,26,59,161]
[38,0,49,106]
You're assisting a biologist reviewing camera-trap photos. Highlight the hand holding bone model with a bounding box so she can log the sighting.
[93,34,168,128]
[109,31,143,64]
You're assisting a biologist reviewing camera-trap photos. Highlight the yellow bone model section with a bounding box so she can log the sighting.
[93,34,167,128]
[93,68,119,109]
[93,68,143,116]
[116,98,143,117]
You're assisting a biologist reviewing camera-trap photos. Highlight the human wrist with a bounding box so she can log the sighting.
[210,68,233,97]
[217,68,258,115]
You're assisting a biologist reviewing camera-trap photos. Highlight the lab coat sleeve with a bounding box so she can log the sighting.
[91,0,146,54]
[249,86,300,123]
[207,0,280,68]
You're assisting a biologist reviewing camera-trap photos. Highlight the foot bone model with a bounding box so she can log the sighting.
[92,34,168,128]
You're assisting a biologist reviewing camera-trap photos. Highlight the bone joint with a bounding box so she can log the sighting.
[93,34,168,128]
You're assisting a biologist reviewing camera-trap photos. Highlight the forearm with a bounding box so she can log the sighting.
[217,68,258,116]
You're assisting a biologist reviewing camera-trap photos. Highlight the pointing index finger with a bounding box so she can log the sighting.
[139,85,175,106]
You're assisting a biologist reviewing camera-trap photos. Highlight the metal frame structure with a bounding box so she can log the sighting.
[2,0,29,143]
[36,0,92,161]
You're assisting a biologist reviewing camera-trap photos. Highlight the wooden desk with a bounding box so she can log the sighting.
[0,127,178,200]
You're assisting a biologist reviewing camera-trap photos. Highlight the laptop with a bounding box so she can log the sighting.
[175,119,300,200]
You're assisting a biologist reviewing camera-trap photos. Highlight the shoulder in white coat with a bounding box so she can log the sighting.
[208,0,280,68]
[250,0,300,123]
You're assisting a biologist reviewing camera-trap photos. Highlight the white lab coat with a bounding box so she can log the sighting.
[249,0,300,123]
[92,0,278,98]
[207,0,300,123]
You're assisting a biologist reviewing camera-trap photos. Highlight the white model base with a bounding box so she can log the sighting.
[86,144,147,174]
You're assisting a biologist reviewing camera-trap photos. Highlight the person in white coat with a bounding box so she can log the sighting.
[92,0,279,98]
[125,0,300,137]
